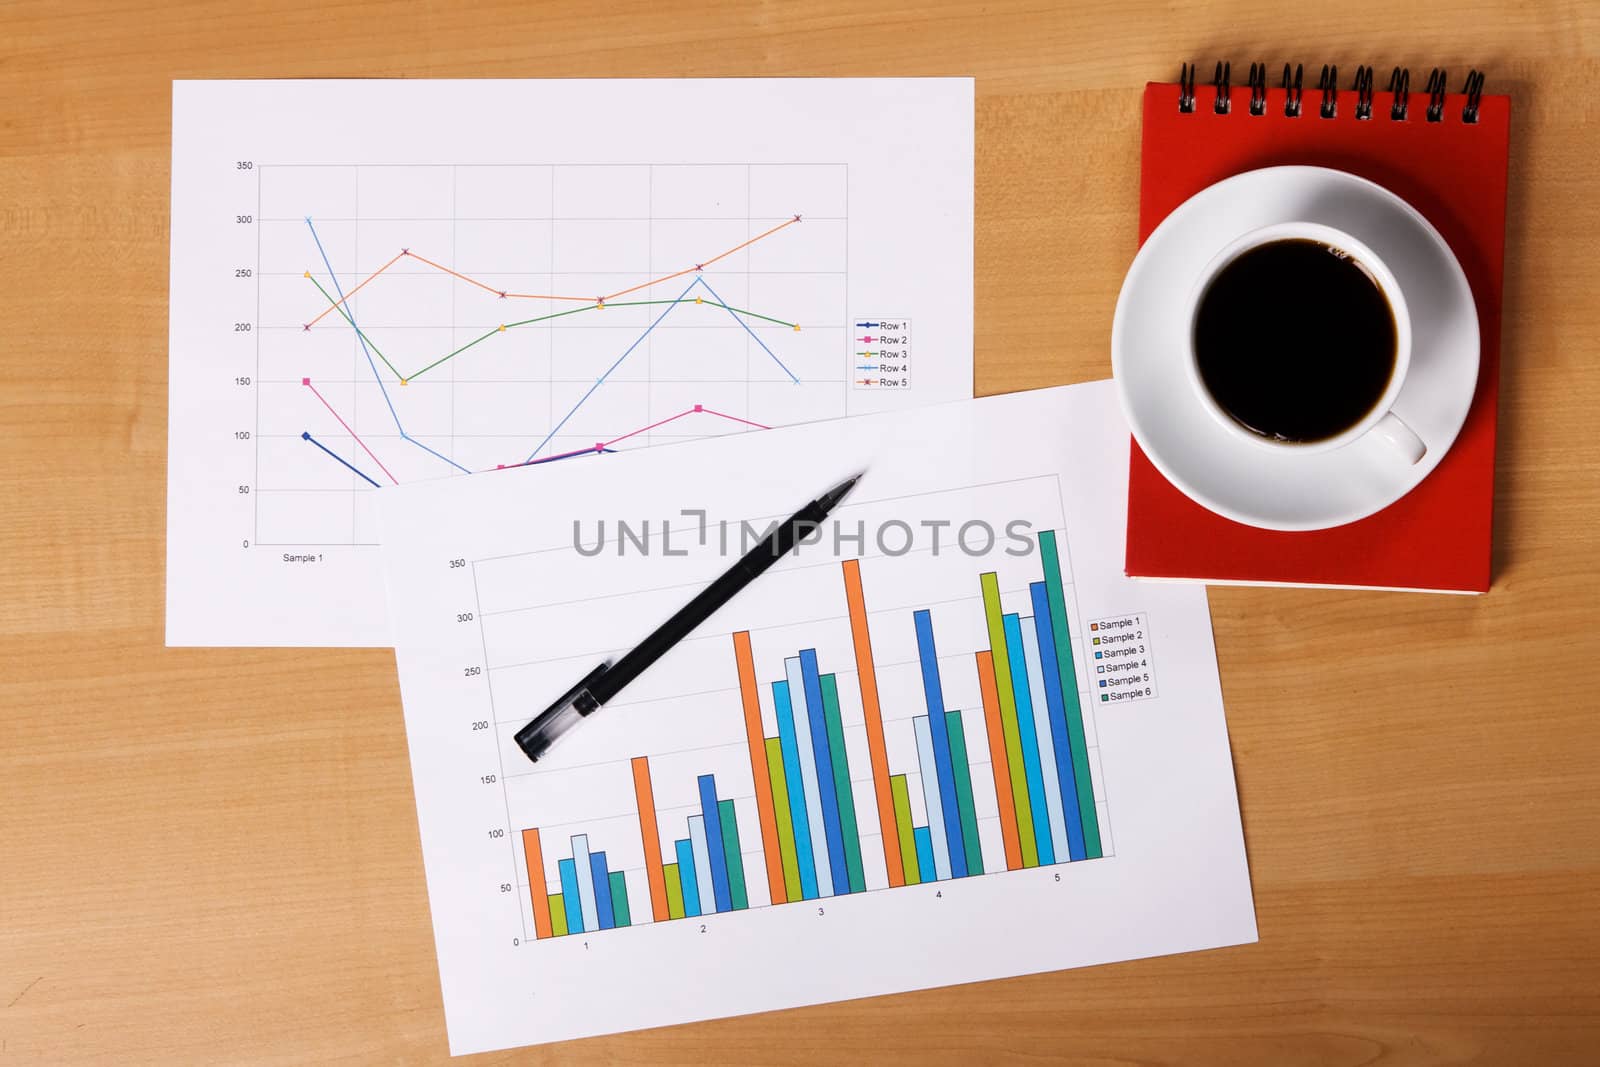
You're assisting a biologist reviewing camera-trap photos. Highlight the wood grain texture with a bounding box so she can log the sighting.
[3,1,1598,1062]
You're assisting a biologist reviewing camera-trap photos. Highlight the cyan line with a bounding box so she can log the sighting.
[305,218,470,475]
[301,431,380,488]
[523,276,701,463]
[693,275,800,383]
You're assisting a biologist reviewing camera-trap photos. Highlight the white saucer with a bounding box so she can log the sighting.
[1111,166,1480,531]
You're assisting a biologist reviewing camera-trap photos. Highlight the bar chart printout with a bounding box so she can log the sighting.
[518,529,1109,938]
[379,382,1255,1052]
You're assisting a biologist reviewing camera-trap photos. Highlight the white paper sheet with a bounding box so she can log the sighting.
[165,78,974,646]
[377,380,1256,1053]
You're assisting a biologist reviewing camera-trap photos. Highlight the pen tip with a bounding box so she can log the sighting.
[823,472,863,509]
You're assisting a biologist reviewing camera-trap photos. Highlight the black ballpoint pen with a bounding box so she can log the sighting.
[513,473,862,763]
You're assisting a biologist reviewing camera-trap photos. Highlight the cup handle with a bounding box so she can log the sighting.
[1372,411,1426,465]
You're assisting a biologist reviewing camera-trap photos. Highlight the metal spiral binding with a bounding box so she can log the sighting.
[1462,69,1485,123]
[1388,67,1411,120]
[1178,62,1197,113]
[1353,66,1375,120]
[1175,61,1485,125]
[1426,68,1448,122]
[1213,61,1231,114]
[1283,63,1304,117]
[1248,62,1268,115]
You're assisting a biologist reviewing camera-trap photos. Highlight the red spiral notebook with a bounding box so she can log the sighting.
[1125,64,1510,593]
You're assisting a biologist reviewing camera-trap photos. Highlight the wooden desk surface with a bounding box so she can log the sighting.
[4,2,1598,1062]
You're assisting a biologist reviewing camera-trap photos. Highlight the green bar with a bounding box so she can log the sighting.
[765,737,803,900]
[891,774,920,884]
[981,571,1039,865]
[717,799,749,910]
[819,674,865,893]
[944,709,984,876]
[608,871,631,927]
[1039,530,1102,858]
[549,893,569,937]
[663,863,685,920]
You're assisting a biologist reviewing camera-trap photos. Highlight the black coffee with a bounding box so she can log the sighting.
[1194,238,1397,443]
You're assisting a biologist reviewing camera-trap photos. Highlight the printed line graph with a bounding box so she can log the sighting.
[254,162,850,545]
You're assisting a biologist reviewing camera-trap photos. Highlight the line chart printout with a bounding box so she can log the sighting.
[165,79,974,647]
[378,381,1256,1053]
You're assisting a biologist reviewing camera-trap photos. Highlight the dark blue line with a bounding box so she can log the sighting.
[304,218,471,476]
[301,431,380,488]
[524,276,701,463]
[693,275,800,383]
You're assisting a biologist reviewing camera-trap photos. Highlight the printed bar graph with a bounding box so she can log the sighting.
[630,758,670,921]
[841,559,903,888]
[1039,529,1102,858]
[519,529,1108,942]
[522,828,553,940]
[764,736,803,900]
[944,710,984,875]
[913,609,968,879]
[733,632,786,905]
[976,649,1023,871]
[818,674,866,893]
[981,573,1038,866]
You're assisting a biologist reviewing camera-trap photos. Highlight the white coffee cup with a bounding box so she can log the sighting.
[1183,221,1427,465]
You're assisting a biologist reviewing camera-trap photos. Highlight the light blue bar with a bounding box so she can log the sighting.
[1021,617,1071,863]
[913,826,936,882]
[912,716,951,881]
[688,815,717,914]
[785,656,834,897]
[773,680,818,899]
[674,838,701,916]
[570,834,602,933]
[558,857,585,933]
[1003,615,1055,865]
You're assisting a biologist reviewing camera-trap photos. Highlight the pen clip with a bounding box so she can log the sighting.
[513,661,610,763]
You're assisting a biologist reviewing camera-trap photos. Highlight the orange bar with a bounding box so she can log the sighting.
[977,651,1023,870]
[630,757,670,922]
[842,559,904,887]
[733,631,787,904]
[521,828,553,939]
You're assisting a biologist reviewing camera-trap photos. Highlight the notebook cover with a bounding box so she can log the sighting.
[1125,78,1510,592]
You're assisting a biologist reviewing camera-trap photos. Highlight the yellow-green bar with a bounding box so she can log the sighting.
[981,571,1039,866]
[663,862,685,920]
[766,737,803,901]
[549,893,569,937]
[891,774,921,884]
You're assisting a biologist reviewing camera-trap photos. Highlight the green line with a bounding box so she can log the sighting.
[305,277,798,383]
[306,275,405,381]
[717,799,748,910]
[820,674,865,893]
[1040,530,1101,858]
[891,774,920,885]
[407,325,502,380]
[549,893,568,937]
[608,871,631,927]
[982,571,1038,866]
[663,863,685,920]
[945,709,985,876]
[766,737,802,901]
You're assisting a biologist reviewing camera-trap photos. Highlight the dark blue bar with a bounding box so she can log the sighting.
[1031,582,1086,860]
[589,851,615,930]
[798,649,850,895]
[913,610,969,878]
[697,774,733,913]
